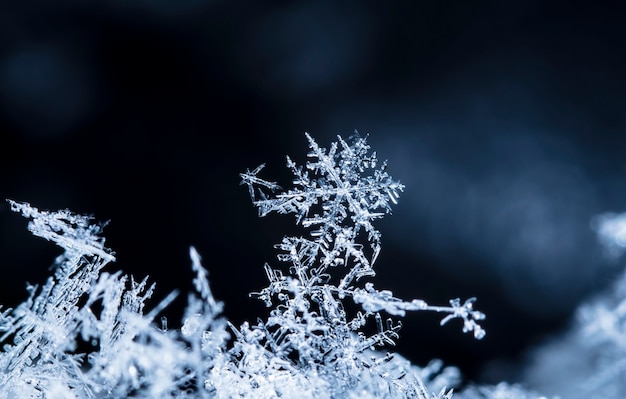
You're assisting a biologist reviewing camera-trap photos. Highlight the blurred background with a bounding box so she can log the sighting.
[1,0,626,387]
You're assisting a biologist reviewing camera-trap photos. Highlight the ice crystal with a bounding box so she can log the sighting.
[238,133,485,396]
[0,132,486,398]
[1,201,193,398]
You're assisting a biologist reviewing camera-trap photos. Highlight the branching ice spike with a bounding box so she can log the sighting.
[241,132,485,342]
[439,298,486,340]
[240,132,485,399]
[239,164,281,203]
[241,133,405,268]
[190,246,217,305]
[7,200,115,262]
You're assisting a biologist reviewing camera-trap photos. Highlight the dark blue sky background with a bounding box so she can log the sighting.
[1,0,626,386]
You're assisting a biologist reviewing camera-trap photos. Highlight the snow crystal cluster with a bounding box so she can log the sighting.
[2,133,551,399]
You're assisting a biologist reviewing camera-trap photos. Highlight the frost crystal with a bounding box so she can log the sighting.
[239,133,485,396]
[1,201,227,398]
[1,132,485,398]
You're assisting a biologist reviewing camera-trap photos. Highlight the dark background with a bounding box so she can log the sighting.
[1,0,626,387]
